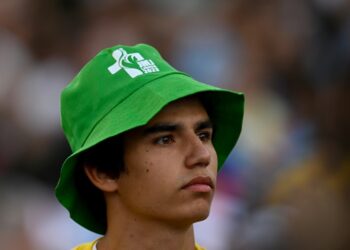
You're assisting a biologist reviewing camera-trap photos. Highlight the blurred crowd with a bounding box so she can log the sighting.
[0,0,349,249]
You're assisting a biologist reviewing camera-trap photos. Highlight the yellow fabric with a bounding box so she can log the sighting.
[195,243,206,250]
[71,239,98,250]
[71,240,205,250]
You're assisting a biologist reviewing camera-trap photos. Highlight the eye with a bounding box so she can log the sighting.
[154,135,175,145]
[197,131,212,142]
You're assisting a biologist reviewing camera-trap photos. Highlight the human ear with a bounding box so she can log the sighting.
[84,165,119,192]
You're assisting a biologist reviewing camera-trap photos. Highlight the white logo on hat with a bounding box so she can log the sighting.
[108,48,159,78]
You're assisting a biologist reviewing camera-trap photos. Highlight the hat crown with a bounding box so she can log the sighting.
[61,44,178,151]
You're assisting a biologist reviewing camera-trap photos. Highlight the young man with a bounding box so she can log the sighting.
[55,44,244,250]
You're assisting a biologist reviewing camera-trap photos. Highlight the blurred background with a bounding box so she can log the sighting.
[0,0,349,249]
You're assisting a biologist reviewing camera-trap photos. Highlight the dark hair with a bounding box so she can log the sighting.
[74,135,125,227]
[78,135,125,178]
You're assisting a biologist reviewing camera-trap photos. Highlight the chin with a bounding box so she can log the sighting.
[182,199,212,223]
[192,207,211,222]
[164,197,213,227]
[170,209,210,229]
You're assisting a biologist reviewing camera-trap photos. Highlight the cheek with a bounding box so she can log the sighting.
[126,148,170,175]
[122,149,177,191]
[118,153,179,213]
[209,145,218,167]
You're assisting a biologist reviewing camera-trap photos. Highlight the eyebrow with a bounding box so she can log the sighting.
[142,119,213,136]
[195,120,213,131]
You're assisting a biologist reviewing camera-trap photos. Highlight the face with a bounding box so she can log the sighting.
[116,96,218,227]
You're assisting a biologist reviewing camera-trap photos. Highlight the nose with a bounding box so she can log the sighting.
[184,135,211,169]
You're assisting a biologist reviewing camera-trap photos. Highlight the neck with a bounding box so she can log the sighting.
[98,202,196,250]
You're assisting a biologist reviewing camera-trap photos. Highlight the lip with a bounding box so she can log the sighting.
[181,176,214,192]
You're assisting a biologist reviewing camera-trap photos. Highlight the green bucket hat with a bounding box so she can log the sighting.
[55,43,244,234]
